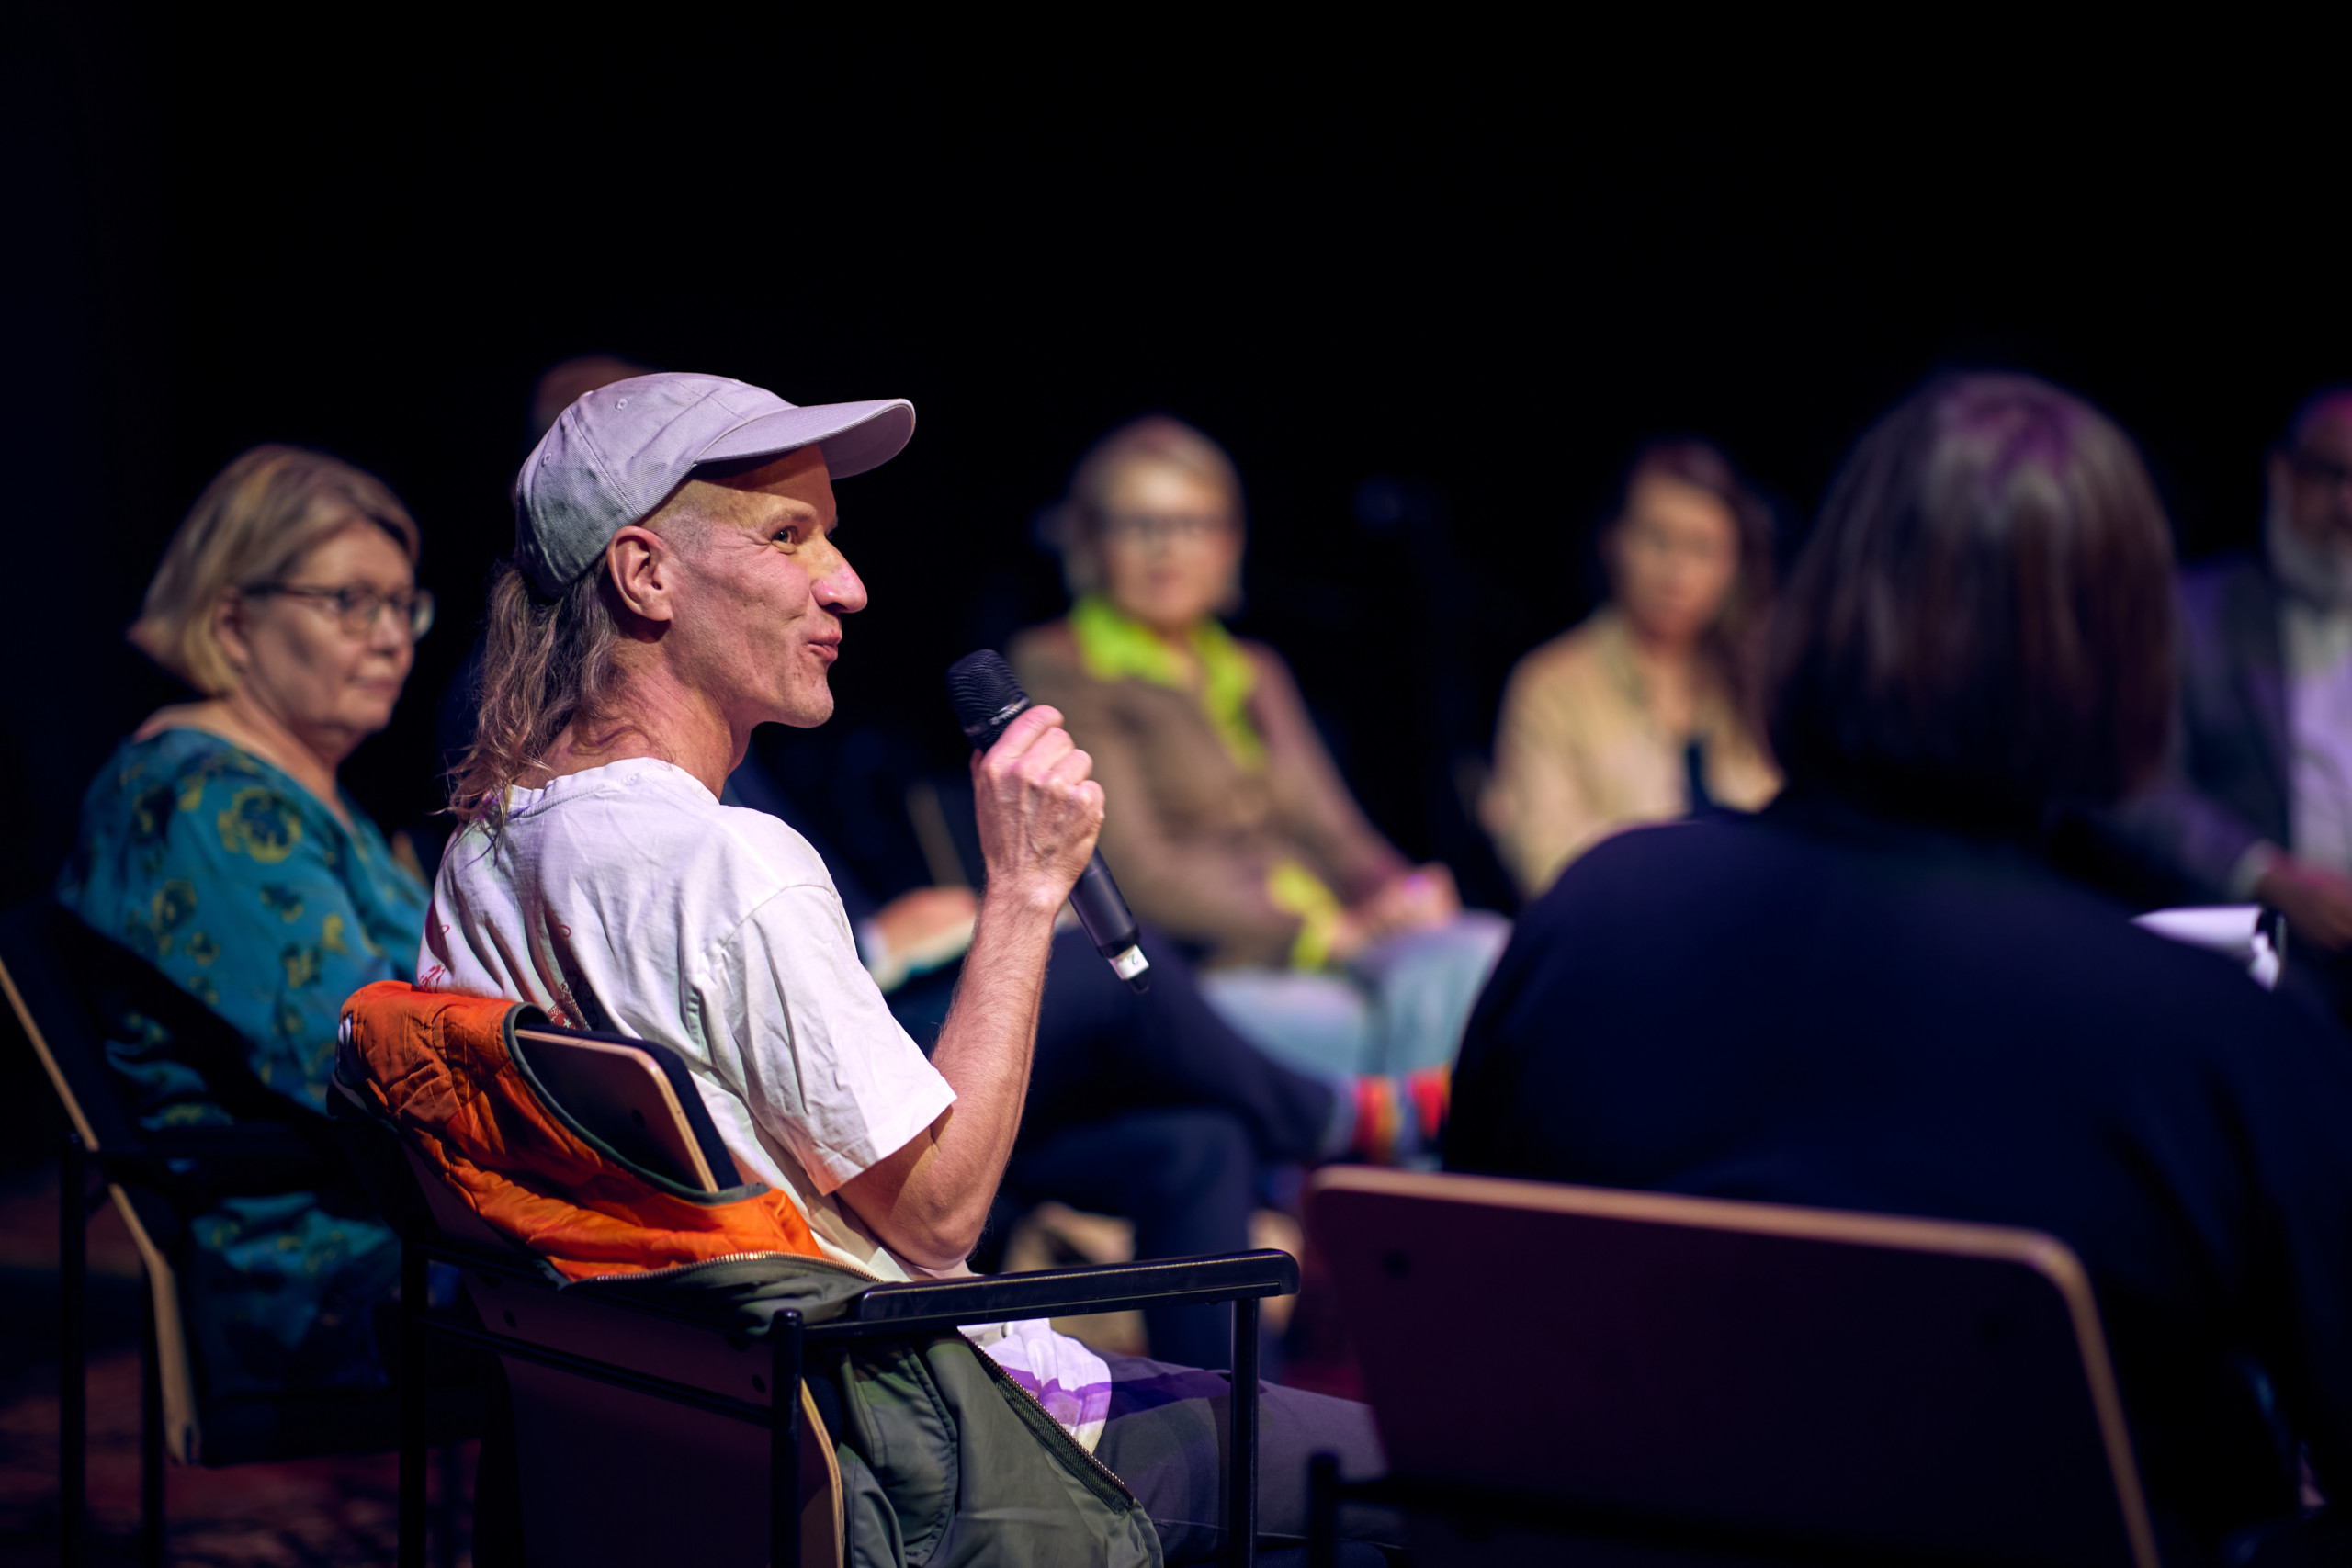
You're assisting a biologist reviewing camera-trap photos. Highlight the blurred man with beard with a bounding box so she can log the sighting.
[2117,389,2352,992]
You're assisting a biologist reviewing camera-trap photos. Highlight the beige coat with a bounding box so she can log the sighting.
[1011,621,1408,970]
[1481,607,1781,899]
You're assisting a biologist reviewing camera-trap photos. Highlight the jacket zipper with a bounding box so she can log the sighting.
[564,1250,824,1287]
[970,1341,1141,1510]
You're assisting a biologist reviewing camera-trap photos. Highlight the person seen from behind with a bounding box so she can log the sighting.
[1447,373,2352,1562]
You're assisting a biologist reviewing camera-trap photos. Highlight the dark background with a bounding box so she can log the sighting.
[6,19,2345,917]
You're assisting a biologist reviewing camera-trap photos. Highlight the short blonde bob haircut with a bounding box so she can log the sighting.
[130,445,420,697]
[1039,415,1247,607]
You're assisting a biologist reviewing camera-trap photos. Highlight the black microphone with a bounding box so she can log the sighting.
[946,650,1150,992]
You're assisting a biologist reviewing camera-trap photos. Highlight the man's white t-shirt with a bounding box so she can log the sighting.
[419,759,1113,1442]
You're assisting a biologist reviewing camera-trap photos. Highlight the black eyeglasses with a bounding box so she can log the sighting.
[244,582,436,640]
[1099,511,1235,545]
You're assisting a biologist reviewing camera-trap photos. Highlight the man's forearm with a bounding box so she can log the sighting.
[837,702,1102,1270]
[839,887,1057,1269]
[928,889,1057,1175]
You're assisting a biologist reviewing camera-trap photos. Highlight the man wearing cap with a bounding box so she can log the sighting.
[424,372,1386,1561]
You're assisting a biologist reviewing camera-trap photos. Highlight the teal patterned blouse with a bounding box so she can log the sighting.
[56,727,428,1393]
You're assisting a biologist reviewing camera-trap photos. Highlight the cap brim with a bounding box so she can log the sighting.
[695,399,916,480]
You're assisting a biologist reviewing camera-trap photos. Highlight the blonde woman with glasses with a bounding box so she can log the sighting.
[1016,417,1509,1159]
[55,444,435,1394]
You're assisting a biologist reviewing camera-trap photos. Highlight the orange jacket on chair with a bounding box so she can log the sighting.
[337,980,822,1280]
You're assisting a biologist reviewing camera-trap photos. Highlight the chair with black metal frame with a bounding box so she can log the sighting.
[1301,1166,2163,1568]
[331,1011,1303,1568]
[0,898,478,1568]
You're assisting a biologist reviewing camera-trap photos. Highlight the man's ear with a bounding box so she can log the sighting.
[605,525,679,625]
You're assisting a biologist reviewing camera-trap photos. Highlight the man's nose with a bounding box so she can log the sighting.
[812,545,868,615]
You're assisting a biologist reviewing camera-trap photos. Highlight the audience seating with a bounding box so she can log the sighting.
[332,1014,1302,1568]
[0,898,475,1568]
[1302,1166,2160,1568]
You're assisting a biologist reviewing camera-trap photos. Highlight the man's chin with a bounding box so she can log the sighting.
[776,688,837,729]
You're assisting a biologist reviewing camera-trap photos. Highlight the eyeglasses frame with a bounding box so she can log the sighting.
[241,581,436,641]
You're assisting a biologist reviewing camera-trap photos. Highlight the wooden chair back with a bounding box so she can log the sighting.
[1,901,220,1464]
[1307,1166,2159,1568]
[509,1025,741,1192]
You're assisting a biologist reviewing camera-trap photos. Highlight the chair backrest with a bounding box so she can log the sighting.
[906,775,985,889]
[330,1031,840,1567]
[1,900,171,1157]
[0,901,221,1462]
[1307,1167,2159,1568]
[509,1024,741,1193]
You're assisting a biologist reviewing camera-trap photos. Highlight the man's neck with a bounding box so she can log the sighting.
[540,660,742,798]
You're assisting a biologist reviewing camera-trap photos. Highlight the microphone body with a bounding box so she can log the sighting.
[947,650,1151,991]
[1067,854,1149,986]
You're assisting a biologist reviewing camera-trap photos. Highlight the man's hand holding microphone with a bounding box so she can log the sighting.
[969,703,1106,919]
[831,672,1107,1271]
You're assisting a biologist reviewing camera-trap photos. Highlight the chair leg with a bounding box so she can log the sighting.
[1229,1295,1259,1567]
[1306,1451,1338,1568]
[434,1442,462,1568]
[141,1286,164,1568]
[772,1311,803,1568]
[60,1133,86,1568]
[400,1244,426,1568]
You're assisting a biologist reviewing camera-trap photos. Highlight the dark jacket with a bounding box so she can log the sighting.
[2110,556,2291,899]
[1447,791,2352,1552]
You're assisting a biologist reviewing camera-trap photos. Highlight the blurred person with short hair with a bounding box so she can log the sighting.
[1480,438,1781,900]
[1447,374,2352,1558]
[57,445,435,1392]
[1014,417,1509,1152]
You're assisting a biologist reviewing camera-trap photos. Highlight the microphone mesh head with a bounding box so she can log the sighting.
[945,649,1032,749]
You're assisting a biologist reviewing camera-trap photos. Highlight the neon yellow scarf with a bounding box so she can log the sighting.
[1070,596,1342,967]
[1069,594,1267,772]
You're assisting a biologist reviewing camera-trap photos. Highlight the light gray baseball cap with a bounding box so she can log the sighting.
[513,371,916,594]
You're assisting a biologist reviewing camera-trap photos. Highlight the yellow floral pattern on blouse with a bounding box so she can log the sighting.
[54,728,425,1395]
